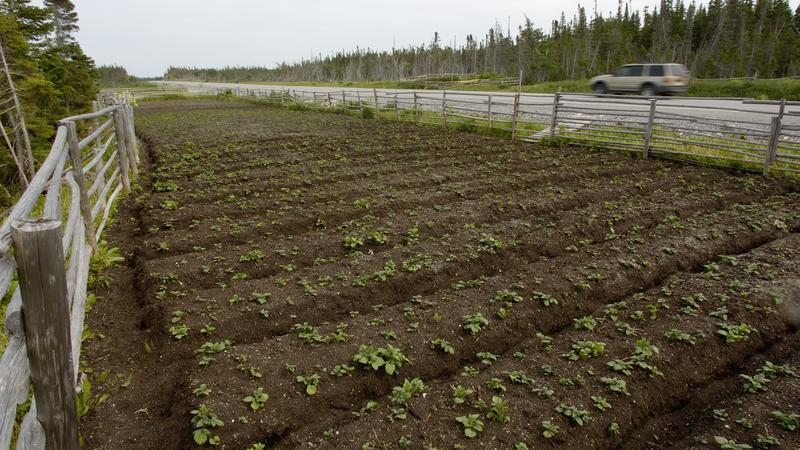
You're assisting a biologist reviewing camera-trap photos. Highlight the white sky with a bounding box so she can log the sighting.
[66,0,800,77]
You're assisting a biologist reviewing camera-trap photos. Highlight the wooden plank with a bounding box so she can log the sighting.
[0,126,68,254]
[78,117,112,150]
[11,219,79,450]
[43,149,69,220]
[59,105,119,122]
[0,336,30,449]
[16,402,45,450]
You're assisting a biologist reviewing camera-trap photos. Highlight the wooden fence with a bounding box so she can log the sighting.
[194,86,800,176]
[0,94,138,449]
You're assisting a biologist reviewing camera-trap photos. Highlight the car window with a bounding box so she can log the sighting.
[615,65,643,77]
[649,65,664,76]
[628,65,644,76]
[614,66,630,77]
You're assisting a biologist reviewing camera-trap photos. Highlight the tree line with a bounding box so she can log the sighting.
[0,0,97,207]
[165,0,800,84]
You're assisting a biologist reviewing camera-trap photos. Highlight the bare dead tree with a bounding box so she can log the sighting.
[0,35,35,180]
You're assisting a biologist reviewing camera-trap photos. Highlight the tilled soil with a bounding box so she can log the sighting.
[80,99,800,450]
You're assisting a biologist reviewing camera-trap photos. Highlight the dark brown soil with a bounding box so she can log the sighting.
[80,99,800,450]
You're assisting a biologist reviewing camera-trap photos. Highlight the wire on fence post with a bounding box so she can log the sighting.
[549,90,561,139]
[10,218,81,450]
[442,91,448,128]
[511,93,520,140]
[113,110,131,192]
[65,121,98,252]
[643,99,657,159]
[764,116,781,177]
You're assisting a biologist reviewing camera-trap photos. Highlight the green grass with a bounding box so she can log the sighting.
[686,79,800,100]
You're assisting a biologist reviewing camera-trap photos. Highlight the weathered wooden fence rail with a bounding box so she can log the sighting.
[191,86,799,176]
[0,95,138,449]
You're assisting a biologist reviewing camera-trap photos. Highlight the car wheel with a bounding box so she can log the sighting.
[592,83,606,95]
[640,84,656,97]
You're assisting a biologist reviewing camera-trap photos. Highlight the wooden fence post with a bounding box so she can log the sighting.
[126,103,139,162]
[413,92,419,123]
[511,93,520,140]
[487,95,493,129]
[643,99,657,159]
[122,105,139,175]
[10,219,80,450]
[65,122,98,252]
[442,91,448,128]
[327,92,332,109]
[341,91,347,111]
[548,90,561,139]
[373,88,379,113]
[113,110,131,192]
[357,90,364,115]
[91,101,105,194]
[764,116,781,177]
[394,93,400,120]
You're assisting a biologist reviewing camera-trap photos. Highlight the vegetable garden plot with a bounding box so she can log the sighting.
[80,99,800,450]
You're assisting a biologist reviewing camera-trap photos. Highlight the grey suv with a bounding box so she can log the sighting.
[590,64,691,96]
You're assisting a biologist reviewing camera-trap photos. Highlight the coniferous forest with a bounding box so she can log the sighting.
[0,0,97,206]
[165,0,800,83]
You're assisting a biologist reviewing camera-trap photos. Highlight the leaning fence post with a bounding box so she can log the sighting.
[764,116,781,177]
[548,90,561,139]
[511,93,521,140]
[65,122,98,252]
[442,91,448,128]
[113,109,131,192]
[643,99,657,159]
[487,95,493,129]
[11,219,80,450]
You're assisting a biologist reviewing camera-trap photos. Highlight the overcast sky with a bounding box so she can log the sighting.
[65,0,800,77]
